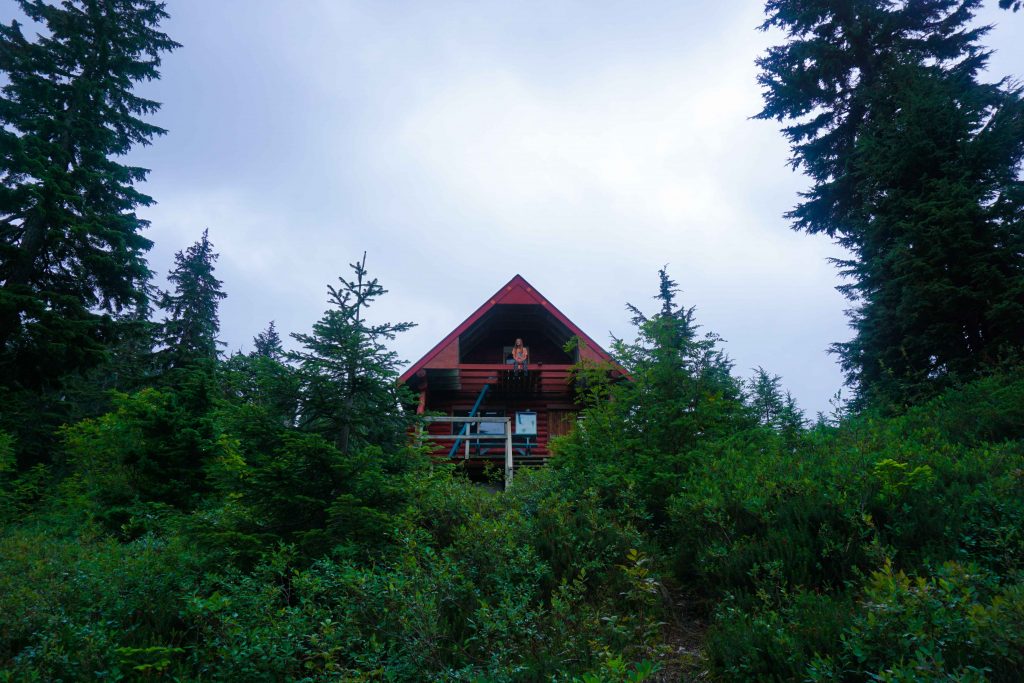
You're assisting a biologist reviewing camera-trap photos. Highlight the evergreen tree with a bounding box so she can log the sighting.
[613,268,748,456]
[290,253,415,454]
[219,320,299,430]
[747,367,785,427]
[0,0,179,389]
[106,289,160,388]
[557,268,750,528]
[157,229,226,371]
[746,366,806,442]
[60,292,159,420]
[252,320,283,360]
[757,0,1024,408]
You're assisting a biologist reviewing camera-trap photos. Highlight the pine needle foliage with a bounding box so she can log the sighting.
[757,0,1024,408]
[290,253,415,454]
[612,267,748,457]
[0,0,179,389]
[252,320,284,360]
[556,268,750,528]
[157,229,226,371]
[745,366,805,441]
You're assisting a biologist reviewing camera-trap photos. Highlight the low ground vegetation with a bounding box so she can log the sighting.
[3,278,1024,679]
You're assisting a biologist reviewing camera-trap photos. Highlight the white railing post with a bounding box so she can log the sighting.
[504,417,513,490]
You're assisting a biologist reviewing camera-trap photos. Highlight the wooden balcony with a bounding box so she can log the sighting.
[441,363,574,396]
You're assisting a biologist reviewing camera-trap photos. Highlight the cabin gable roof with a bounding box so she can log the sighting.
[399,274,615,384]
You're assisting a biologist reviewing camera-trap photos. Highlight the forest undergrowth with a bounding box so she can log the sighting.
[3,307,1024,680]
[4,0,1024,679]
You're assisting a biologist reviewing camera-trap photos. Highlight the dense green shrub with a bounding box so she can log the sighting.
[171,468,668,680]
[1,462,669,681]
[0,430,49,524]
[203,401,425,564]
[808,562,1024,682]
[706,588,854,681]
[706,563,1024,682]
[668,375,1024,603]
[687,373,1024,680]
[61,374,220,525]
[0,522,203,680]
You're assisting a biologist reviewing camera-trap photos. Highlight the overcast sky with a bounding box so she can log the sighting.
[101,1,1024,417]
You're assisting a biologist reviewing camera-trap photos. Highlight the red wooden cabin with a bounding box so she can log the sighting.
[399,275,617,475]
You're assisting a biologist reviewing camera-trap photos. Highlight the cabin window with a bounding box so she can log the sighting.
[452,409,505,435]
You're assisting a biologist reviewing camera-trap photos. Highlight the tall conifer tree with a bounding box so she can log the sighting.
[612,268,747,455]
[557,268,750,527]
[158,229,226,370]
[746,366,805,440]
[291,254,415,454]
[0,0,179,389]
[253,320,284,360]
[757,0,1024,407]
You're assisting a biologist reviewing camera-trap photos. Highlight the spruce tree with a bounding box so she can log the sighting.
[613,268,747,455]
[220,320,298,428]
[158,229,226,371]
[557,268,750,528]
[746,366,805,440]
[0,0,179,389]
[757,0,1024,408]
[253,320,284,360]
[290,253,415,454]
[747,367,785,427]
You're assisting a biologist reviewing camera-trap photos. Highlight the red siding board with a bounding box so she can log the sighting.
[424,339,459,369]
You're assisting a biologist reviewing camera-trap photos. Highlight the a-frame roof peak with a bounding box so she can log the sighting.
[398,274,614,384]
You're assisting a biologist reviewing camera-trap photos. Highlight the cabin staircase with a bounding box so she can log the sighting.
[416,364,573,471]
[448,384,490,458]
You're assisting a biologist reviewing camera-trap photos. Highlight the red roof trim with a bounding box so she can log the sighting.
[399,274,617,384]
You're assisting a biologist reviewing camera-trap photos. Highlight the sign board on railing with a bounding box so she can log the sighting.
[515,411,537,436]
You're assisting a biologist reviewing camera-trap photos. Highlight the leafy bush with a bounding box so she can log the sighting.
[0,430,49,524]
[173,468,667,680]
[0,522,202,680]
[688,373,1024,680]
[706,588,853,681]
[61,377,220,525]
[667,375,1024,604]
[1,458,669,681]
[808,562,1024,682]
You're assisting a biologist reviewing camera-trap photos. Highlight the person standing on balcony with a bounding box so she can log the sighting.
[512,338,529,376]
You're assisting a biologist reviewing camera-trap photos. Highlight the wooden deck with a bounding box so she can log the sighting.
[417,363,576,466]
[454,363,573,396]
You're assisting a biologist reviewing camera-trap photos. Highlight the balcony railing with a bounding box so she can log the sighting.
[454,363,573,395]
[418,416,515,489]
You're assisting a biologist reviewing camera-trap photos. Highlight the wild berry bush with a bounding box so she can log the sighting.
[807,562,1024,682]
[690,373,1024,680]
[0,522,203,681]
[172,467,668,680]
[0,459,667,680]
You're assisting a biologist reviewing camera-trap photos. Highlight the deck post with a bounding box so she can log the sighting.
[504,417,513,490]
